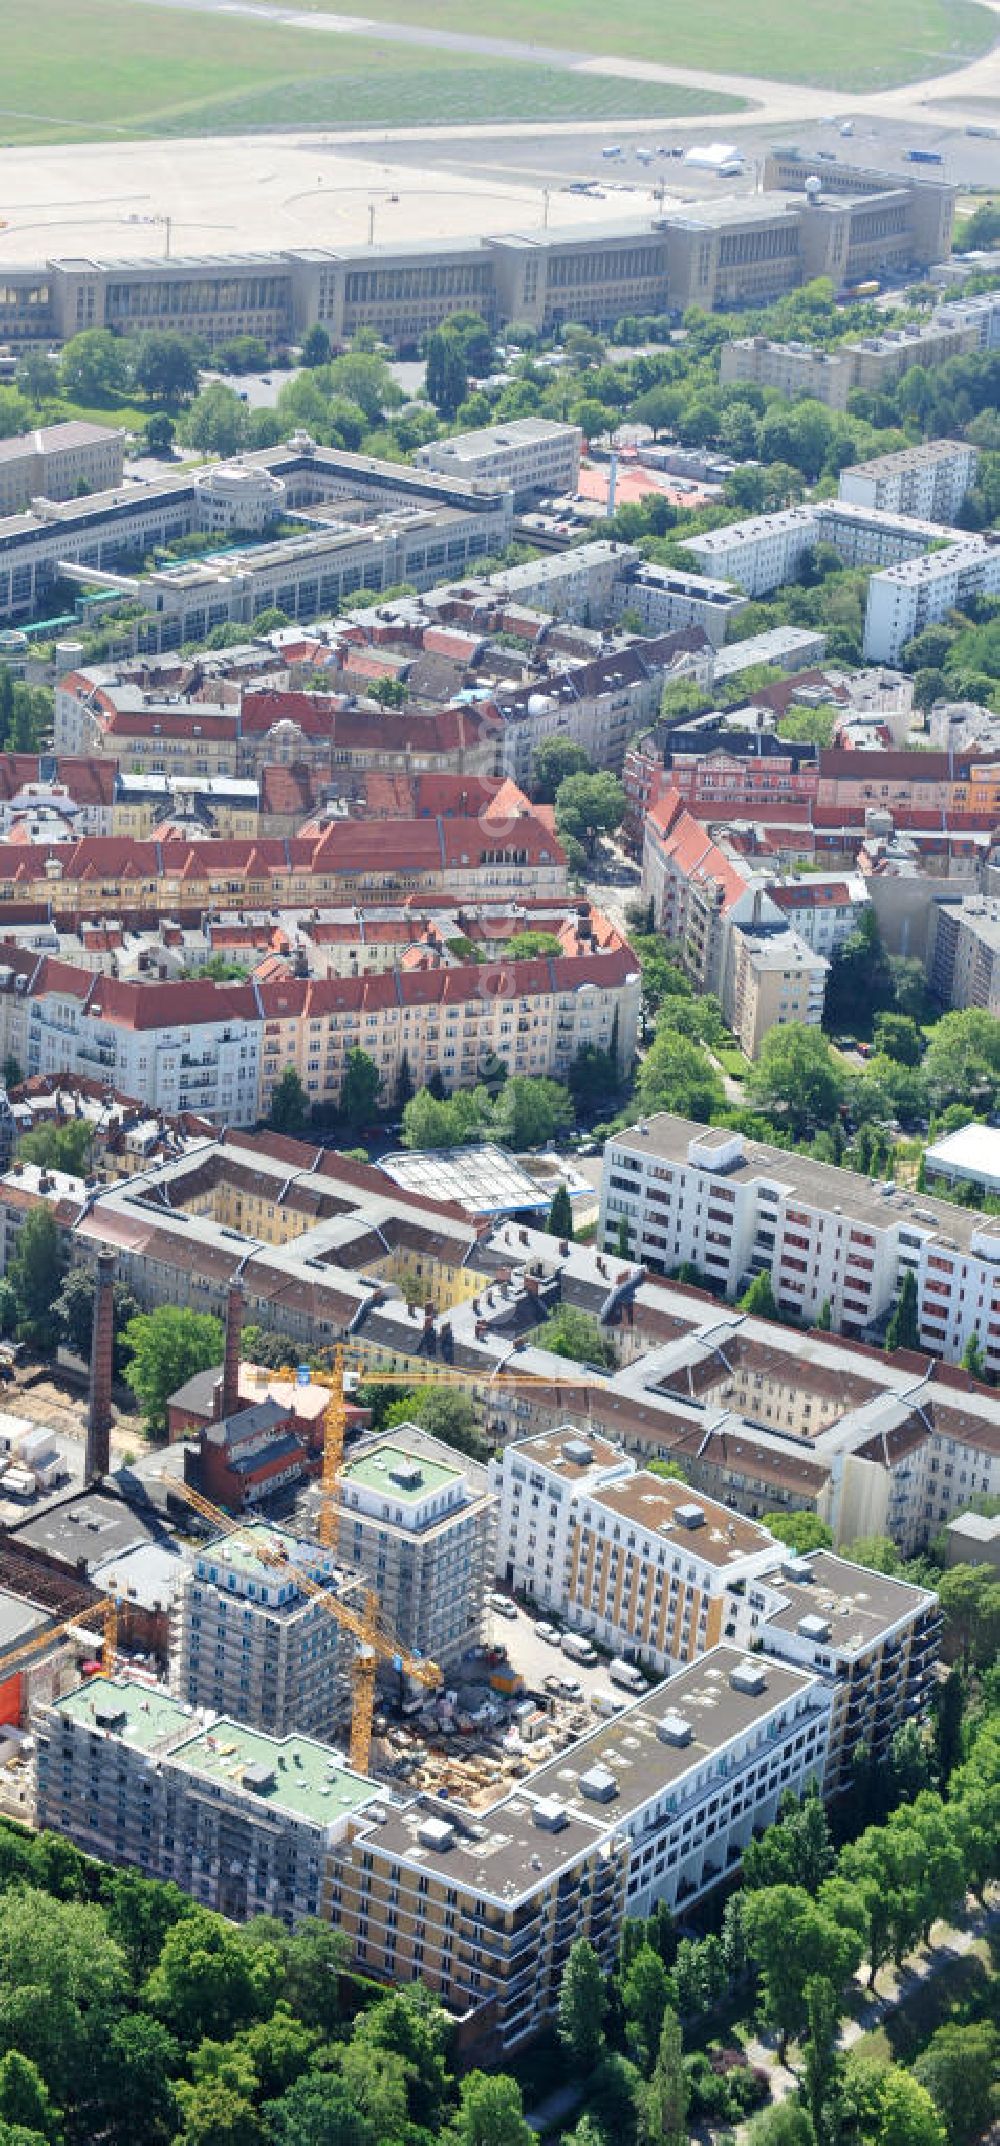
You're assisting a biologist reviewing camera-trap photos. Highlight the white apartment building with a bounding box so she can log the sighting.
[684,507,819,597]
[600,1119,915,1333]
[864,538,1000,664]
[414,419,582,505]
[173,1524,364,1739]
[751,1550,940,1795]
[615,562,747,648]
[838,441,978,523]
[933,291,1000,349]
[492,1427,778,1671]
[599,1112,1000,1384]
[337,1430,496,1669]
[433,541,630,626]
[493,1434,939,1791]
[767,873,871,957]
[0,422,125,518]
[685,500,957,601]
[22,973,263,1123]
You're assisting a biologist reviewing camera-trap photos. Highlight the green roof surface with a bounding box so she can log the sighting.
[343,1442,461,1501]
[174,1718,379,1826]
[55,1676,192,1752]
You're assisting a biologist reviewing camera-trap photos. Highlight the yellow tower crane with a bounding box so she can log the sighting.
[164,1473,441,1776]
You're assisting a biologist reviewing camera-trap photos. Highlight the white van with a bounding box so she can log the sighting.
[561,1633,599,1667]
[609,1658,647,1694]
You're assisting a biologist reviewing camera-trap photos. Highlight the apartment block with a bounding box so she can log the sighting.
[35,1676,382,1922]
[727,922,828,1059]
[838,440,978,523]
[864,537,1000,664]
[685,499,954,600]
[752,1550,941,1795]
[492,1433,939,1791]
[0,422,125,517]
[719,313,977,410]
[35,1644,829,2055]
[639,795,838,1050]
[615,561,747,648]
[414,420,582,504]
[492,1429,777,1670]
[338,1430,496,1670]
[173,1523,364,1739]
[720,336,855,410]
[927,894,1000,1013]
[845,316,980,391]
[598,1111,1000,1389]
[933,290,1000,348]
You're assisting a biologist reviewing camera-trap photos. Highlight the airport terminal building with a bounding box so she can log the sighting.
[0,172,953,353]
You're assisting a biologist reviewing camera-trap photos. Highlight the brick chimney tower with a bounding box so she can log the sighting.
[222,1282,244,1421]
[85,1251,115,1485]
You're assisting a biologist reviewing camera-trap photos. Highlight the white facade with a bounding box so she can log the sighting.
[194,462,287,533]
[686,500,957,602]
[23,986,262,1123]
[838,441,977,523]
[415,420,582,505]
[617,562,746,648]
[864,539,1000,664]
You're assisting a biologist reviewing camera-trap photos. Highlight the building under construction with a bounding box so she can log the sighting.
[171,1523,365,1741]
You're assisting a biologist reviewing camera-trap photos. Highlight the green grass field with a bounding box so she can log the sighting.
[0,0,742,146]
[292,0,998,91]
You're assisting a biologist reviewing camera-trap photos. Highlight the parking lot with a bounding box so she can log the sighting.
[484,1590,647,1711]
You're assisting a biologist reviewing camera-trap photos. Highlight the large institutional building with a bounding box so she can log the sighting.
[0,172,952,354]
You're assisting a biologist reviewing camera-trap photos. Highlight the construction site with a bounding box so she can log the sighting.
[0,1260,616,1826]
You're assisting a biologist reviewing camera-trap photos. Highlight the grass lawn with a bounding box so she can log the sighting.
[0,0,742,146]
[716,1046,750,1080]
[290,0,997,90]
[849,1937,995,2068]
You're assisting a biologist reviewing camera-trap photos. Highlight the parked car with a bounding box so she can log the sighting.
[543,1673,565,1697]
[489,1593,517,1620]
[536,1622,561,1645]
[560,1677,584,1700]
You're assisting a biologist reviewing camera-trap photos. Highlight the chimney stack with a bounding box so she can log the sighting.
[222,1283,244,1420]
[85,1251,115,1485]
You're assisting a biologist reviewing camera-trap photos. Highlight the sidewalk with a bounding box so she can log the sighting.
[737,1892,998,2133]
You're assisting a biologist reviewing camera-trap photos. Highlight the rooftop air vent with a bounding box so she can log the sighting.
[675,1503,706,1530]
[532,1797,570,1832]
[730,1661,767,1695]
[244,1763,276,1794]
[417,1816,455,1852]
[579,1765,619,1803]
[657,1711,693,1747]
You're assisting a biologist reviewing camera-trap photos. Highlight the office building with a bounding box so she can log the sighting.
[0,422,125,517]
[0,437,513,629]
[414,420,582,504]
